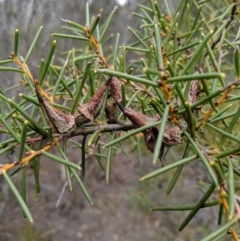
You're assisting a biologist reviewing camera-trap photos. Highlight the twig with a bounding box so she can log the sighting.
[65,122,135,137]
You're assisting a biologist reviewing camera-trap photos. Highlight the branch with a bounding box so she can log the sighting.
[66,122,135,137]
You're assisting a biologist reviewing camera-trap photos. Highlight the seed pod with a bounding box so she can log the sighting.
[35,85,76,134]
[188,79,201,116]
[105,97,123,124]
[113,98,161,155]
[143,127,160,153]
[106,76,122,124]
[113,99,159,127]
[163,124,183,146]
[109,76,122,102]
[75,78,111,127]
[114,98,183,161]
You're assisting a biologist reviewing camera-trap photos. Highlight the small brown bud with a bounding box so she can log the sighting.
[163,74,168,80]
[167,85,172,91]
[173,108,178,113]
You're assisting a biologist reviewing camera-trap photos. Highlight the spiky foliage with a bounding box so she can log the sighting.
[0,1,240,240]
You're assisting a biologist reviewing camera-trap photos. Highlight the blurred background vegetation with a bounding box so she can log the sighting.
[0,0,239,240]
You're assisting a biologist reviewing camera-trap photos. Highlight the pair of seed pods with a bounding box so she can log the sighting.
[35,76,183,161]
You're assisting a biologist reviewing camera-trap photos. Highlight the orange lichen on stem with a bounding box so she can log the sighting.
[0,137,60,175]
[161,81,171,103]
[10,53,53,103]
[220,185,239,241]
[84,25,108,67]
[230,227,239,241]
[196,85,235,130]
[158,76,179,125]
[220,187,229,219]
[169,105,179,125]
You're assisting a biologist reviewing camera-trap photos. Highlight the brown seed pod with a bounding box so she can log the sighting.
[163,124,183,147]
[113,99,159,127]
[113,97,183,162]
[105,76,123,124]
[75,78,111,127]
[188,78,201,116]
[35,85,76,134]
[109,76,122,102]
[105,97,122,124]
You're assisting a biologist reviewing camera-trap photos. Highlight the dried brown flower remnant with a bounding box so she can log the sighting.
[75,78,111,127]
[35,84,76,134]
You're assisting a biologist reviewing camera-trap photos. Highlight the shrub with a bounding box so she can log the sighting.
[0,1,240,240]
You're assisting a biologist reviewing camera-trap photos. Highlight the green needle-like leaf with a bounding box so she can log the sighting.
[7,99,48,137]
[100,6,117,42]
[81,135,87,176]
[152,105,169,164]
[90,14,101,34]
[227,158,235,219]
[166,144,191,195]
[180,30,214,75]
[0,66,25,73]
[184,131,219,186]
[52,50,72,97]
[104,120,162,148]
[179,183,216,231]
[70,168,93,205]
[25,26,43,63]
[32,157,41,199]
[95,69,158,86]
[106,133,116,184]
[21,165,27,218]
[3,170,33,223]
[14,29,19,57]
[42,151,81,170]
[70,61,92,113]
[154,23,163,68]
[140,154,197,181]
[40,40,56,85]
[205,123,240,144]
[200,216,238,241]
[151,200,219,211]
[18,120,28,162]
[52,33,88,41]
